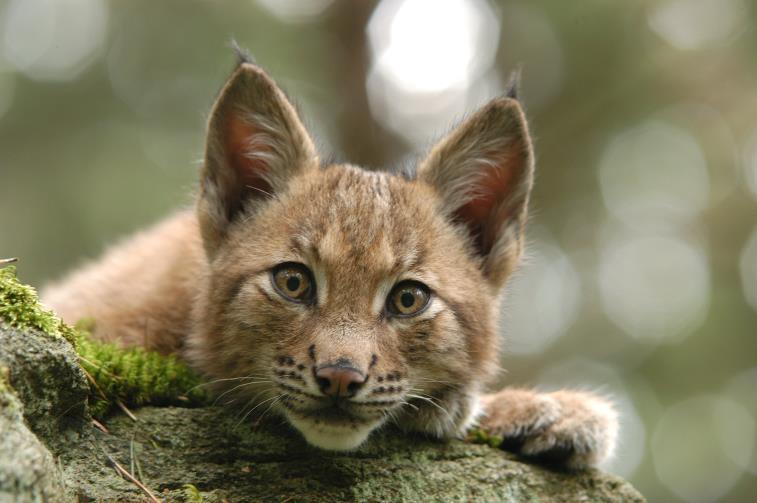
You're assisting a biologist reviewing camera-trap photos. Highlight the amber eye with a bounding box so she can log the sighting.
[271,263,315,304]
[387,281,431,317]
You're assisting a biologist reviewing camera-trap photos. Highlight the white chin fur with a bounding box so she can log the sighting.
[287,414,376,451]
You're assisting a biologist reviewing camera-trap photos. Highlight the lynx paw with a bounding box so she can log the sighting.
[479,388,618,469]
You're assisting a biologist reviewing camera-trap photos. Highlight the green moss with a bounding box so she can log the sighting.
[182,484,204,503]
[0,266,77,347]
[467,427,503,449]
[77,328,208,419]
[0,265,207,420]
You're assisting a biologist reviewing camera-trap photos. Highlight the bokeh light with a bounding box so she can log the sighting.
[739,226,757,312]
[1,1,756,500]
[2,0,108,82]
[598,232,710,343]
[725,367,757,474]
[503,232,581,355]
[647,0,747,50]
[655,103,739,205]
[652,395,754,502]
[255,0,334,22]
[598,120,710,232]
[744,129,757,201]
[368,0,497,93]
[366,0,499,144]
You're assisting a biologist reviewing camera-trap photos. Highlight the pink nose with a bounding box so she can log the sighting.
[315,366,366,398]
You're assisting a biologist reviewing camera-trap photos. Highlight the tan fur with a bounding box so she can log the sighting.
[42,58,618,466]
[43,211,204,354]
[480,389,618,468]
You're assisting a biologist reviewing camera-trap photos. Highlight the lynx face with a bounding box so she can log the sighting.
[185,55,533,451]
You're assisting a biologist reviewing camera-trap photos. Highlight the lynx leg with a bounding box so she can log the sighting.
[479,388,618,469]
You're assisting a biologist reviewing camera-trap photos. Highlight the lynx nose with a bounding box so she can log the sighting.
[316,364,366,398]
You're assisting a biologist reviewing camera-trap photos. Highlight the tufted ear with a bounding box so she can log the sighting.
[418,95,534,287]
[198,58,318,255]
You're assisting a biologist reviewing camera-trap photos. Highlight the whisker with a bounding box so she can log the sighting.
[188,375,271,393]
[384,407,401,424]
[236,394,283,427]
[256,396,283,424]
[398,399,419,411]
[406,393,455,424]
[235,388,274,418]
[212,380,272,406]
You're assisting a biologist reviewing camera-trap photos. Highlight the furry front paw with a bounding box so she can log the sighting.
[479,389,618,469]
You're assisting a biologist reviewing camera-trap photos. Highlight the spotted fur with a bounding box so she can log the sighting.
[42,58,618,467]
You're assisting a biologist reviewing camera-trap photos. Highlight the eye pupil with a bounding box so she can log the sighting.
[271,263,314,303]
[286,276,300,292]
[387,281,430,317]
[400,291,415,308]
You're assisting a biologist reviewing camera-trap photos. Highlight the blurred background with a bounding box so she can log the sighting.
[0,0,755,500]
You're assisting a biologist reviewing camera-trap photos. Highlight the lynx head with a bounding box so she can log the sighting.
[185,57,534,451]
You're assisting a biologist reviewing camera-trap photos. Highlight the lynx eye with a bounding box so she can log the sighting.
[387,281,431,317]
[271,263,315,304]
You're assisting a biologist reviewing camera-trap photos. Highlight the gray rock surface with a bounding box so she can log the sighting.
[63,407,645,502]
[0,324,646,502]
[0,375,66,503]
[0,326,89,449]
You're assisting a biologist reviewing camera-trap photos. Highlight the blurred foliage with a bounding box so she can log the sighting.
[1,0,756,501]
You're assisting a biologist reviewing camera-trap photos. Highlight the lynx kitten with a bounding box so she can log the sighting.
[44,51,617,468]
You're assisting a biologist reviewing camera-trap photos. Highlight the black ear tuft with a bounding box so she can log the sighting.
[230,39,256,66]
[504,67,522,100]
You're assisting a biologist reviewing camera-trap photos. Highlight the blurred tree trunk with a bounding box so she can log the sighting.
[328,0,408,169]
